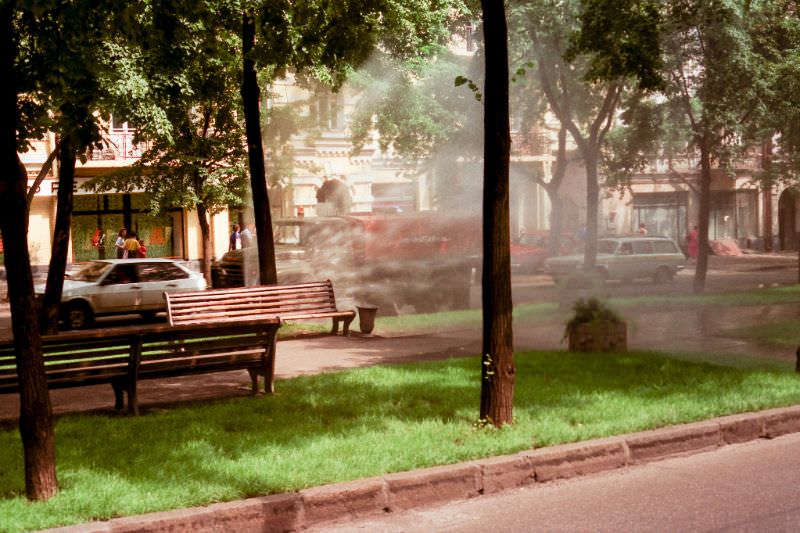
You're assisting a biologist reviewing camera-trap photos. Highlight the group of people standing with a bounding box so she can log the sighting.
[229,223,255,251]
[114,228,147,259]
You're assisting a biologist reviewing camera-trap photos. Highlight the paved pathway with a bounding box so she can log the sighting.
[0,299,795,423]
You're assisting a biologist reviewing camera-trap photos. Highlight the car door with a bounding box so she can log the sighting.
[136,262,191,310]
[611,241,637,279]
[93,263,143,313]
[632,240,656,279]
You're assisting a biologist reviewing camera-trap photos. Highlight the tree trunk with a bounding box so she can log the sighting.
[479,0,514,427]
[196,203,213,285]
[40,137,76,334]
[545,124,568,256]
[762,139,773,253]
[547,190,564,256]
[694,137,712,293]
[241,11,277,285]
[0,3,58,500]
[582,148,600,272]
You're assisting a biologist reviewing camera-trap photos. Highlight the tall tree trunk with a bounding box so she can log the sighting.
[196,203,213,285]
[40,137,76,334]
[761,139,773,253]
[582,147,600,273]
[0,3,58,500]
[547,190,564,256]
[479,0,514,427]
[544,124,568,256]
[694,137,712,293]
[241,11,277,285]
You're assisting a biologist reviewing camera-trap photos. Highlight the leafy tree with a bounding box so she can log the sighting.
[3,0,137,498]
[1,0,57,501]
[744,0,800,263]
[511,0,661,273]
[89,18,247,284]
[581,0,765,293]
[348,46,483,210]
[23,0,121,334]
[480,0,514,427]
[241,0,465,284]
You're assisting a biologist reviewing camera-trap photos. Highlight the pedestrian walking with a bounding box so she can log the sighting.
[124,231,141,259]
[686,225,699,260]
[115,228,127,258]
[229,224,242,251]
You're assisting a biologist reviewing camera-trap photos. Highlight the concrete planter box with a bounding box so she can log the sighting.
[567,321,627,352]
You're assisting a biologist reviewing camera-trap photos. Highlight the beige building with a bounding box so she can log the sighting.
[19,127,231,271]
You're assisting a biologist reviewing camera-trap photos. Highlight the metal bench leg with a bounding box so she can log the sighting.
[331,318,340,335]
[127,380,139,416]
[247,368,260,395]
[265,333,277,394]
[343,316,354,336]
[111,380,125,411]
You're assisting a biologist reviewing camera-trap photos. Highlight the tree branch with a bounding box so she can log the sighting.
[26,142,60,208]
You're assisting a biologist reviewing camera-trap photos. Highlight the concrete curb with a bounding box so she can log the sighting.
[47,404,800,533]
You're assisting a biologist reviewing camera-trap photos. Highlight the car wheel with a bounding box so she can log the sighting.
[652,267,673,284]
[64,301,94,330]
[595,268,610,284]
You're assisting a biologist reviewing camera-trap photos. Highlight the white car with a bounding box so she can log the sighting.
[35,259,207,329]
[544,236,686,284]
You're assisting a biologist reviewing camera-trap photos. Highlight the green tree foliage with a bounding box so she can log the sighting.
[348,45,483,210]
[593,0,767,292]
[240,0,467,283]
[745,0,800,178]
[88,11,247,283]
[511,0,641,272]
[3,0,147,499]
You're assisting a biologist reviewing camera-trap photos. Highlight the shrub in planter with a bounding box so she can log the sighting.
[563,297,627,352]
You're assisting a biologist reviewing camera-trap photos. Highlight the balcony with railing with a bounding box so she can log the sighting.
[85,131,152,162]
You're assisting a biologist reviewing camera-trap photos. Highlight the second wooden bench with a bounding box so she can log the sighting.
[164,280,356,335]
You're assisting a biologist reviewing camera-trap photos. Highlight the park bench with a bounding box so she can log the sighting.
[164,280,356,335]
[0,318,281,416]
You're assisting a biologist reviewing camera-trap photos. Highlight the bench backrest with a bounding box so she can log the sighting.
[0,320,279,394]
[165,280,342,326]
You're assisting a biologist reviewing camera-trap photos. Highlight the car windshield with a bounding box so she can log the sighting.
[70,261,113,282]
[597,240,619,254]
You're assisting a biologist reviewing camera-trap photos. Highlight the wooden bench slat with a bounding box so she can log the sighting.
[165,280,355,334]
[0,318,280,413]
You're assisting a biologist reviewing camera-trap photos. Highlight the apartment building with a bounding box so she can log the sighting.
[18,124,230,270]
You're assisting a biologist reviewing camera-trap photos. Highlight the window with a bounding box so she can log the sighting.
[137,263,188,282]
[653,241,678,254]
[72,261,113,282]
[103,264,139,284]
[633,241,654,254]
[598,240,619,254]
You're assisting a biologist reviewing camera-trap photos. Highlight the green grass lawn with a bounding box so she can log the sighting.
[3,350,800,532]
[342,285,800,337]
[723,320,800,350]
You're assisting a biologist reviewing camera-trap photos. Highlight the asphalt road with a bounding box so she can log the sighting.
[311,433,800,533]
[0,253,796,334]
[509,254,800,306]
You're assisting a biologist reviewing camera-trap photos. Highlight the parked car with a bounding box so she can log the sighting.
[544,235,685,284]
[35,259,207,329]
[511,233,549,273]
